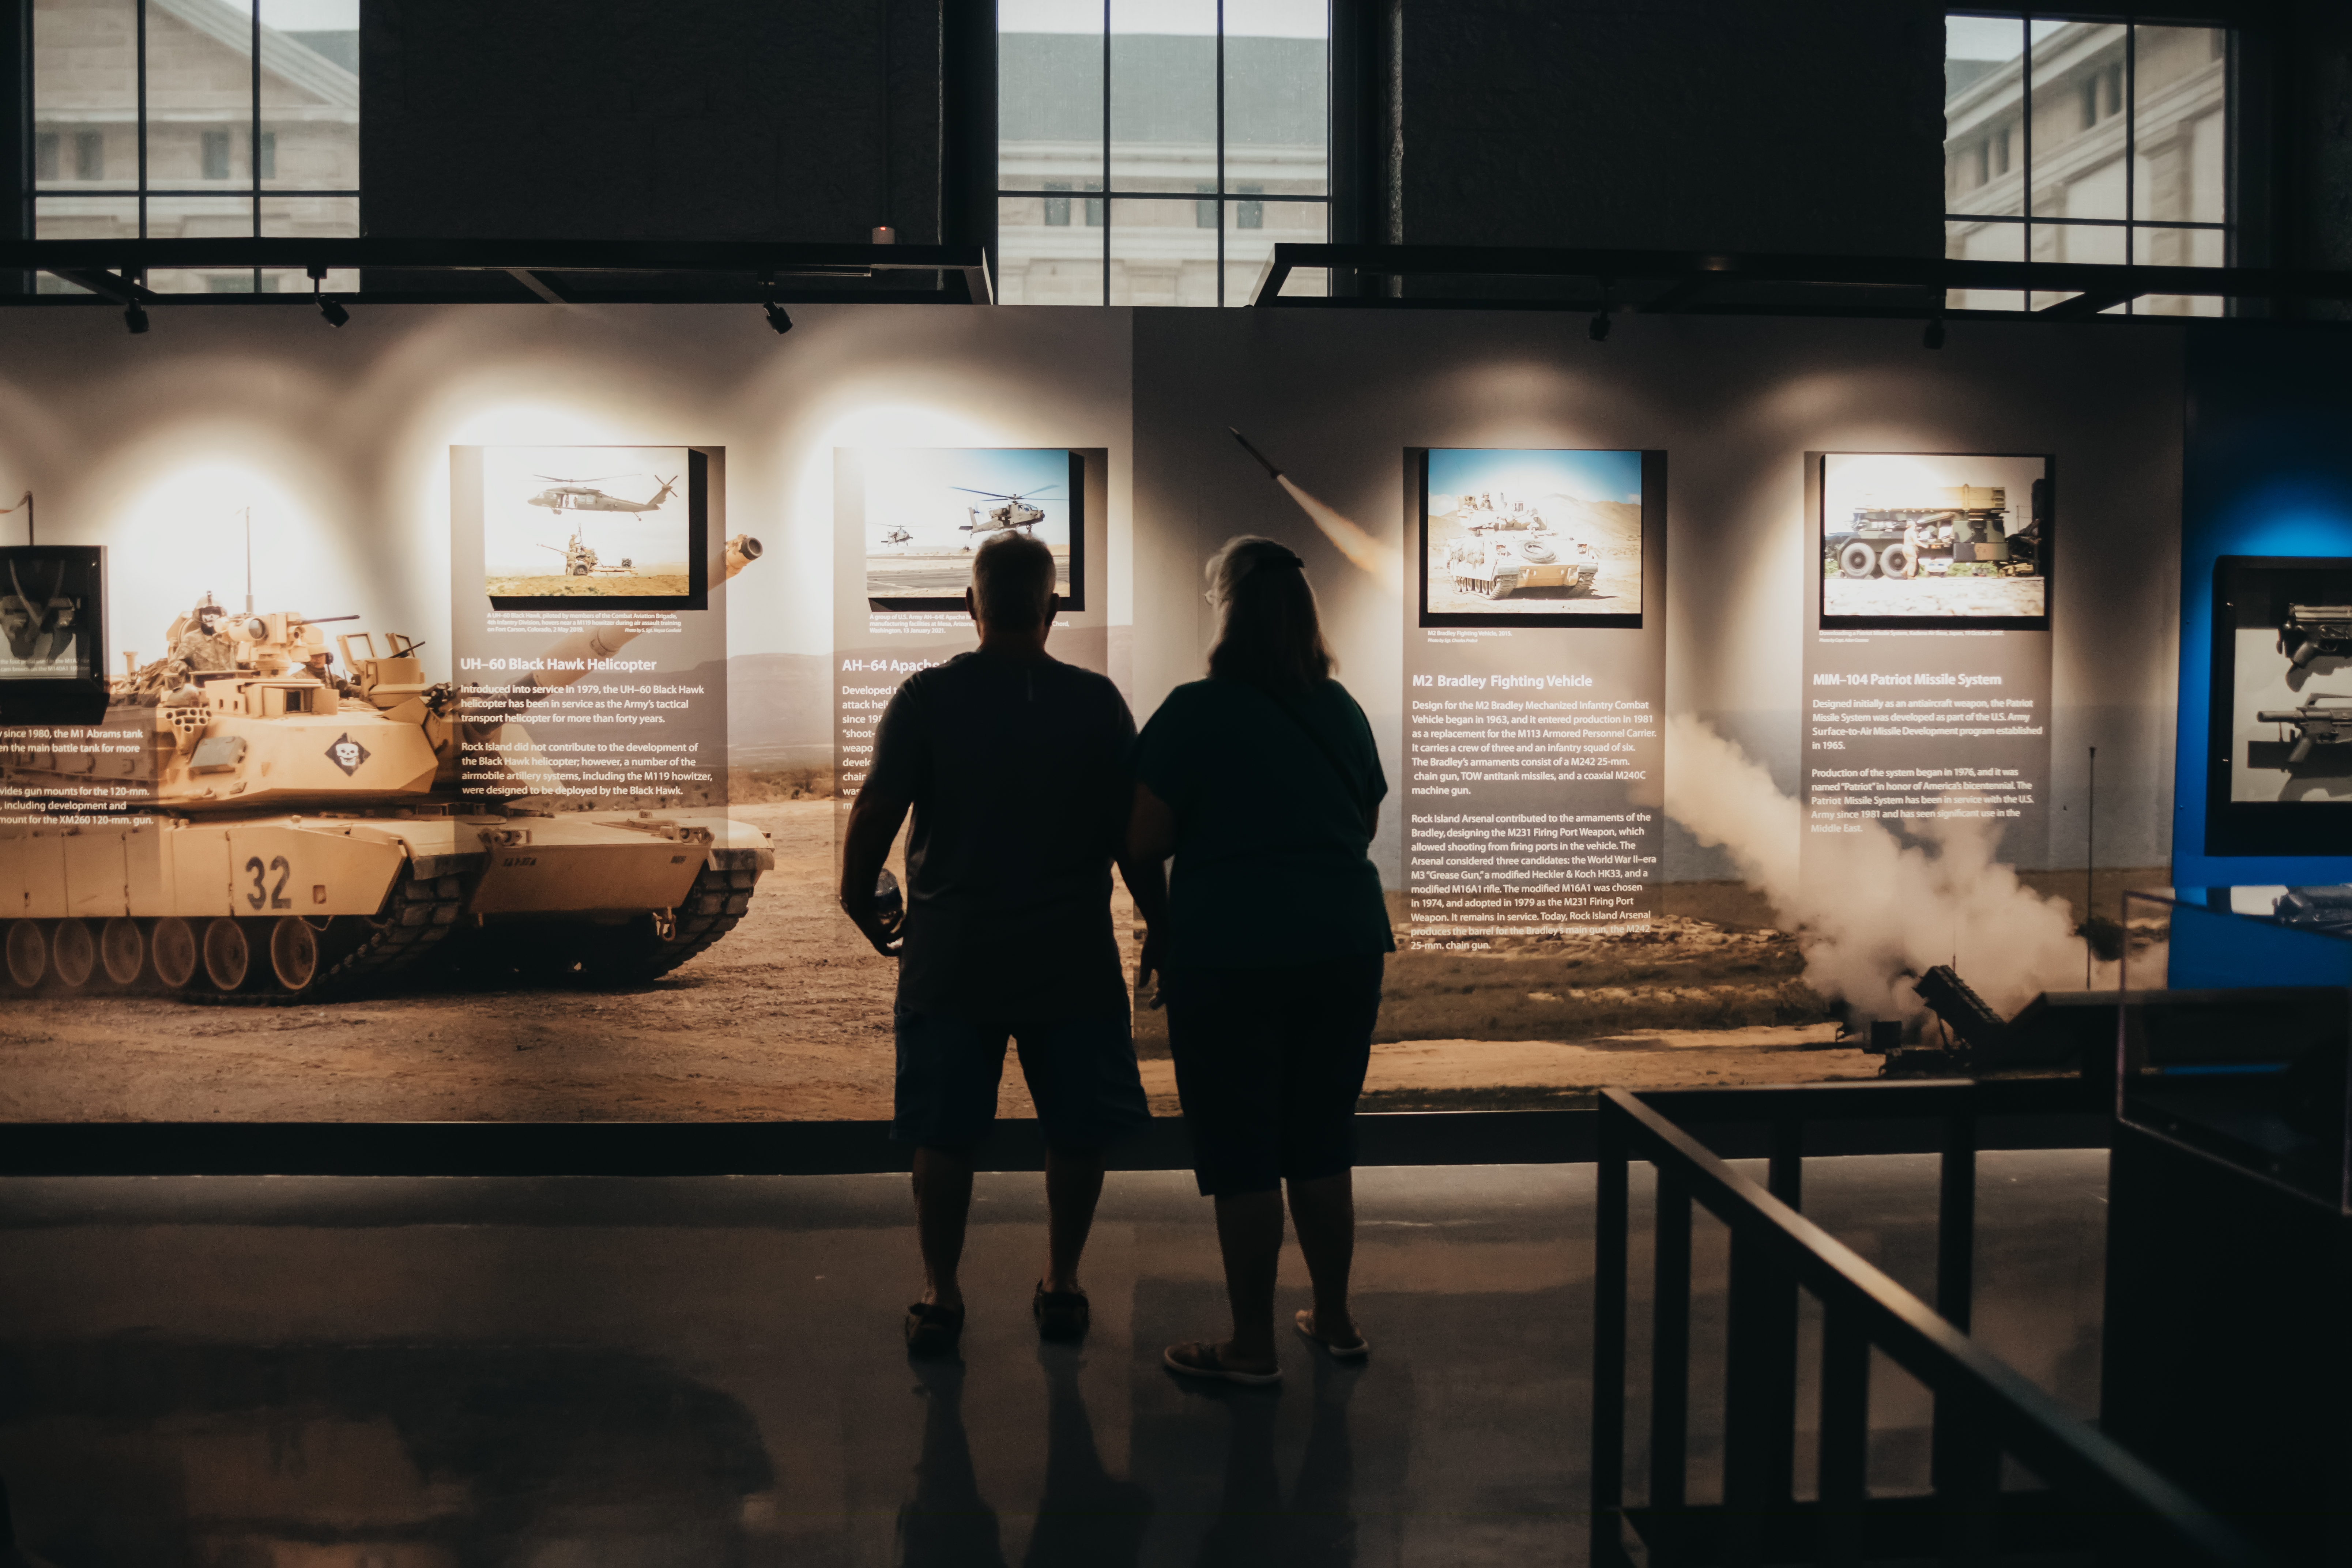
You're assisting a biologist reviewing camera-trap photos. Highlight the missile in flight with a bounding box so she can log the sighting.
[1228,427,1285,483]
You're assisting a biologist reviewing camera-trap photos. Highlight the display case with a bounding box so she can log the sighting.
[2118,886,2352,1212]
[2108,889,2352,1561]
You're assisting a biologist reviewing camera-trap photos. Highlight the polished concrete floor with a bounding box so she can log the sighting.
[0,1152,2108,1566]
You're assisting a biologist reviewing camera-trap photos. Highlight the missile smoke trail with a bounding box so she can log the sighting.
[1663,713,2119,1027]
[1227,427,1403,593]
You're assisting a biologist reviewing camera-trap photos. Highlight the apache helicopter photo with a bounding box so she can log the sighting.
[526,474,680,515]
[955,484,1059,546]
[878,524,913,547]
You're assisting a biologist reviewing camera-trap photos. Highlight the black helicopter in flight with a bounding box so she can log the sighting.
[526,475,679,514]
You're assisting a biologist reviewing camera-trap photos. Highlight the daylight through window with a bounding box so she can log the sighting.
[996,0,1330,306]
[1944,11,2230,316]
[27,0,360,295]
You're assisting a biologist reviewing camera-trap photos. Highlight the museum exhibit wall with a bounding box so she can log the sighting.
[0,297,2201,1120]
[2167,323,2352,995]
[1128,308,2185,893]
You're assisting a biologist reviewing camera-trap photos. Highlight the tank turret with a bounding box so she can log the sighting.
[0,535,771,1003]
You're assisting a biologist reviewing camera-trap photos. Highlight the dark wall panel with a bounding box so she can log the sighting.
[361,0,936,242]
[1396,0,1948,257]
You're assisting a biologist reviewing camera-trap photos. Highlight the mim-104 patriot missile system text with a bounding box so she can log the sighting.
[1825,482,2043,581]
[0,535,769,1001]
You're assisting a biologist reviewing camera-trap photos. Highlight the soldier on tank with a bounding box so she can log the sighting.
[173,596,235,675]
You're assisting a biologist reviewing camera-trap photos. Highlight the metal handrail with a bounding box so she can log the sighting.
[1251,241,2352,317]
[0,239,995,307]
[1593,1083,2269,1568]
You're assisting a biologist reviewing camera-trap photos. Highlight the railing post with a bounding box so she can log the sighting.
[1933,1107,1979,1496]
[1592,1094,1631,1566]
[1649,1165,1691,1513]
[1722,1229,1798,1566]
[1817,1297,1871,1568]
[1935,1390,2001,1568]
[1768,1115,1803,1210]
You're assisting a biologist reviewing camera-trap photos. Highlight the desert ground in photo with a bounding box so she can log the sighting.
[0,799,1911,1123]
[866,546,1071,599]
[485,566,692,598]
[1423,499,1642,618]
[1823,572,2046,618]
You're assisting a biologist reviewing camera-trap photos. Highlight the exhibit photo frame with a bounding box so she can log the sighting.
[2205,554,2352,857]
[1816,451,2054,633]
[0,544,109,725]
[465,446,713,614]
[1415,446,1654,630]
[843,448,1089,615]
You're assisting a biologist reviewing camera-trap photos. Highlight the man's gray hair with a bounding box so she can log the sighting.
[971,531,1058,630]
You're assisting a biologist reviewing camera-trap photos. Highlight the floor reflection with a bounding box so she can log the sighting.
[1023,1347,1150,1568]
[1185,1354,1359,1568]
[896,1347,1154,1568]
[0,1340,775,1565]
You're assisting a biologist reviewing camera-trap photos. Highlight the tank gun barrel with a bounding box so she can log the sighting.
[466,535,762,737]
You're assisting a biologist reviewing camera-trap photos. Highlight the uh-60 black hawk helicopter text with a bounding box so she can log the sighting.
[953,485,1059,549]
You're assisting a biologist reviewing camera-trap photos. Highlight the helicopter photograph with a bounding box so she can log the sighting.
[480,445,694,599]
[860,448,1075,602]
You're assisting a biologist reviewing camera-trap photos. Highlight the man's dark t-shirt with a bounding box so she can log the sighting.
[864,648,1135,1020]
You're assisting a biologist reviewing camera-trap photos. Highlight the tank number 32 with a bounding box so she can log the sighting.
[244,855,295,910]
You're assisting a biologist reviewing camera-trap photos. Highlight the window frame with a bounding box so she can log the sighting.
[22,0,361,292]
[993,1,1333,307]
[1944,8,2237,313]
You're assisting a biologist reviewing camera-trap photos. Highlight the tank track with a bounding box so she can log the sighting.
[587,862,761,985]
[183,870,468,1007]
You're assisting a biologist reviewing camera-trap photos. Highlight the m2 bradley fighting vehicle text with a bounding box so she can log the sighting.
[0,535,771,1002]
[1826,482,2043,581]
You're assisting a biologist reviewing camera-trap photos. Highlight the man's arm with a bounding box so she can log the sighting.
[839,785,911,957]
[1123,782,1176,996]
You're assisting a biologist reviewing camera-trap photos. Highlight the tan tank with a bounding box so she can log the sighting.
[1445,528,1599,599]
[0,535,770,1002]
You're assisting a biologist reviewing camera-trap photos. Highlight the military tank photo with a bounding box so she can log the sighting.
[1445,527,1601,599]
[0,535,770,1003]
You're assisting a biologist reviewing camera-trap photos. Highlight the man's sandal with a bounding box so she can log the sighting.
[1293,1309,1370,1360]
[1033,1282,1090,1343]
[1162,1340,1282,1386]
[904,1302,965,1359]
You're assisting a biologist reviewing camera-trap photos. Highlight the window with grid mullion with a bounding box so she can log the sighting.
[997,3,1329,308]
[28,0,361,295]
[1942,10,2230,316]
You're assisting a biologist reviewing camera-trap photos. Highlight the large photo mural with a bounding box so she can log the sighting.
[0,303,2185,1122]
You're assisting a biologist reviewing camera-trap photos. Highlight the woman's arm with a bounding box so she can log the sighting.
[1122,781,1176,993]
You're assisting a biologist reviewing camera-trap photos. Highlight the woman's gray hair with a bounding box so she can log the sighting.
[1205,535,1335,693]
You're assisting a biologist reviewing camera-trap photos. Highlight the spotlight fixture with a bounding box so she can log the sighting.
[1923,313,1946,350]
[1588,309,1612,343]
[122,301,149,335]
[309,263,348,328]
[763,299,794,335]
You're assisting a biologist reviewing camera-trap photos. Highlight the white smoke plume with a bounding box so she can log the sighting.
[1273,476,1405,596]
[1664,714,2099,1026]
